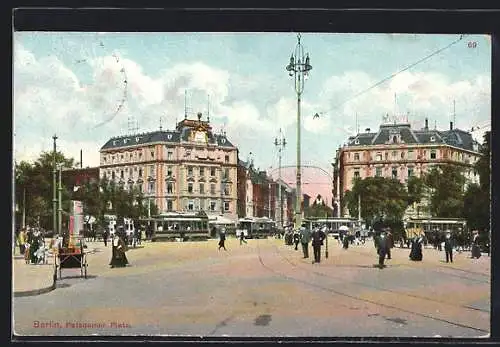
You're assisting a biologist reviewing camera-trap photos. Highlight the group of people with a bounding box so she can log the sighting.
[286,225,327,264]
[16,227,48,265]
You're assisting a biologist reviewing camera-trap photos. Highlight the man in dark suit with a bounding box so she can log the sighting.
[375,231,389,268]
[311,227,326,264]
[444,230,454,263]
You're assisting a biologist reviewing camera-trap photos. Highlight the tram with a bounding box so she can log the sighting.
[303,217,359,237]
[236,217,276,239]
[139,211,210,242]
[405,217,470,247]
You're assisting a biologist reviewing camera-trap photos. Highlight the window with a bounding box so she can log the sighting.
[385,152,389,160]
[167,166,172,177]
[148,181,155,194]
[224,168,230,180]
[354,153,360,161]
[392,167,398,179]
[401,152,405,159]
[138,168,142,177]
[188,166,193,177]
[167,200,173,211]
[210,201,216,211]
[120,170,124,179]
[375,167,382,177]
[225,155,230,163]
[129,167,133,175]
[430,150,436,159]
[210,184,216,195]
[224,201,230,211]
[199,183,205,194]
[393,135,398,143]
[112,171,116,180]
[408,150,414,160]
[188,183,193,193]
[149,165,155,177]
[224,184,230,195]
[167,151,173,160]
[430,136,435,142]
[353,170,360,178]
[103,157,107,163]
[139,152,142,159]
[392,151,397,158]
[188,200,194,211]
[199,167,205,176]
[121,154,124,161]
[408,167,414,177]
[167,182,173,194]
[376,153,382,161]
[210,167,216,176]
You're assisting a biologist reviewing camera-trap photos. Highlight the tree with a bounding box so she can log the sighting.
[406,176,425,206]
[423,164,466,217]
[304,194,333,218]
[344,177,408,227]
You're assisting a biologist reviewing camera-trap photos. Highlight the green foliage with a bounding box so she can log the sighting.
[304,194,332,218]
[423,164,466,218]
[344,177,408,226]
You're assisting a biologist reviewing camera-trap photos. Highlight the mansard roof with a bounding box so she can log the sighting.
[346,122,480,152]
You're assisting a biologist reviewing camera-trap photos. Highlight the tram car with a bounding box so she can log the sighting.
[235,217,276,239]
[405,217,468,246]
[303,217,359,239]
[140,211,210,242]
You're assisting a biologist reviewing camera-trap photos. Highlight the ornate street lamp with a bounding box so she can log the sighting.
[286,33,312,229]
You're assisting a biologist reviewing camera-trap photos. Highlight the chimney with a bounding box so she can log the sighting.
[365,128,370,133]
[450,121,453,130]
[425,118,428,130]
[80,149,83,169]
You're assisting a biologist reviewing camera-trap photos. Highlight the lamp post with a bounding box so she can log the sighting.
[52,135,58,236]
[274,129,286,228]
[286,33,312,230]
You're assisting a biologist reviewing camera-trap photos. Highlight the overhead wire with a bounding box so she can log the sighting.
[317,34,468,117]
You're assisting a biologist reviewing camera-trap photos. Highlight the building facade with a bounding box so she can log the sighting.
[99,113,239,221]
[333,119,481,218]
[237,159,295,226]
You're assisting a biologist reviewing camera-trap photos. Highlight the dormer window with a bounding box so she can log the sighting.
[430,136,435,142]
[354,139,360,145]
[393,136,397,143]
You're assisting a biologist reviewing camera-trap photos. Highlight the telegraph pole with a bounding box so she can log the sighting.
[274,129,286,228]
[58,165,63,236]
[52,135,58,235]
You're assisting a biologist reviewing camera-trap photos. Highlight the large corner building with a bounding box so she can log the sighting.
[99,113,238,221]
[333,119,482,219]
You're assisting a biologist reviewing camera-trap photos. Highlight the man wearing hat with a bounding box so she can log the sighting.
[444,230,454,263]
[299,226,312,259]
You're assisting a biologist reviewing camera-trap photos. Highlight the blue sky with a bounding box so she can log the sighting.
[13,32,491,205]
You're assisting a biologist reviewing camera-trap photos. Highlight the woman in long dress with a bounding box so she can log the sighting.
[109,232,129,268]
[471,230,481,259]
[409,236,423,261]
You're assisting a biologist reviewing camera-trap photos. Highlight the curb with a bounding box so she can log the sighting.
[13,267,57,298]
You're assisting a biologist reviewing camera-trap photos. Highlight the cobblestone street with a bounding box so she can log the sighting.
[13,237,490,338]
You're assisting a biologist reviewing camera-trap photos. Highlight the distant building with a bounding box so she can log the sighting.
[333,119,482,219]
[99,112,238,221]
[237,159,295,226]
[302,193,311,210]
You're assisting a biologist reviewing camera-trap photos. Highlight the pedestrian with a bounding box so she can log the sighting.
[409,235,423,261]
[471,230,481,259]
[293,231,300,250]
[109,231,129,268]
[375,230,389,268]
[239,230,247,245]
[444,230,454,263]
[311,227,326,264]
[299,226,312,259]
[218,228,227,251]
[386,228,394,259]
[342,232,349,250]
[18,228,26,255]
[103,228,109,247]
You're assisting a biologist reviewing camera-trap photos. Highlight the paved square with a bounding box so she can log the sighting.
[13,237,490,338]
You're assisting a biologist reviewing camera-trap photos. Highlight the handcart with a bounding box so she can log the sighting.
[55,245,88,279]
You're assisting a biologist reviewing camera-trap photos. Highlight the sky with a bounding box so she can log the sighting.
[13,32,491,206]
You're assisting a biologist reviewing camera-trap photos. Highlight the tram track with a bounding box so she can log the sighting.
[345,247,490,284]
[256,240,489,335]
